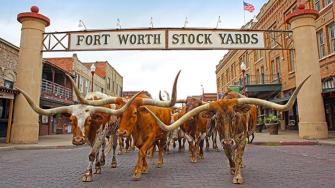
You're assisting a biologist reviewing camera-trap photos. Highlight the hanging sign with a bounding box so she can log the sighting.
[68,28,265,51]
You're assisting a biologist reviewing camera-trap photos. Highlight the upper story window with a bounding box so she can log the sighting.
[4,80,14,89]
[107,77,111,90]
[289,49,295,72]
[328,22,335,53]
[79,77,84,93]
[314,0,321,11]
[325,0,333,7]
[317,30,326,58]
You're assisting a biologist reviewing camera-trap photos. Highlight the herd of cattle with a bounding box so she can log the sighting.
[17,71,310,184]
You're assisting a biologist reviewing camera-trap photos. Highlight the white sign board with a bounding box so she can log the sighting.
[69,29,265,51]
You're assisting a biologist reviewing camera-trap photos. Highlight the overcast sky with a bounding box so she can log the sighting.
[0,0,267,99]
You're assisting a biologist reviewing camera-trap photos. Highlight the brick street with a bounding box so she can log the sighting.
[1,144,335,188]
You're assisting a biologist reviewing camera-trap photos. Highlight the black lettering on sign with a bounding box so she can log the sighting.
[218,34,227,44]
[94,35,101,45]
[204,34,212,44]
[137,35,145,44]
[101,34,110,45]
[172,34,179,44]
[180,34,187,44]
[129,35,137,44]
[226,34,234,44]
[153,34,161,44]
[243,34,250,44]
[235,34,242,44]
[118,34,129,45]
[251,34,259,44]
[196,34,204,44]
[86,35,93,45]
[77,35,85,45]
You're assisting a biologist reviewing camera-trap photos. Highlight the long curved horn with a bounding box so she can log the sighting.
[66,74,121,105]
[158,90,171,101]
[159,90,164,101]
[236,75,311,110]
[16,88,72,115]
[142,70,181,107]
[89,91,142,115]
[144,103,210,131]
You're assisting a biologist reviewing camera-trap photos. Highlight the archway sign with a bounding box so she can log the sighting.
[42,28,293,52]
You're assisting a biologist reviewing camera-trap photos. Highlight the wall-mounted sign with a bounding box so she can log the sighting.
[68,28,265,51]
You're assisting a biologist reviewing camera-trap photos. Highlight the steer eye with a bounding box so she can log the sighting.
[85,109,89,112]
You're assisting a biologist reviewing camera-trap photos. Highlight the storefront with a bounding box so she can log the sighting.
[0,87,18,143]
[322,77,335,130]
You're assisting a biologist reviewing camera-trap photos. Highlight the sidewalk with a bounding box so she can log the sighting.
[0,134,81,150]
[1,131,335,150]
[253,130,335,146]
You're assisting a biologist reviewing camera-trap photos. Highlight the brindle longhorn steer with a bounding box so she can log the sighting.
[144,75,310,184]
[71,71,181,180]
[181,97,209,162]
[16,88,139,182]
[205,114,219,152]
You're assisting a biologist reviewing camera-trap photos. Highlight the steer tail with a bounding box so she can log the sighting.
[105,136,113,154]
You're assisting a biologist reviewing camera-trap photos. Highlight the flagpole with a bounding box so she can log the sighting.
[243,1,246,24]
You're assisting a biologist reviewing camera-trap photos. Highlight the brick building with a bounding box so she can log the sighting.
[0,38,19,142]
[216,0,335,130]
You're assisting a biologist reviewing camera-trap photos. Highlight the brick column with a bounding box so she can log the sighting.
[286,4,328,139]
[11,6,50,143]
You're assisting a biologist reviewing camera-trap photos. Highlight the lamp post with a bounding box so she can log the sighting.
[240,62,247,96]
[90,64,96,92]
[201,84,204,101]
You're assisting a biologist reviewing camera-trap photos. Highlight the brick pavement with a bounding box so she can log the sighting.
[0,144,335,188]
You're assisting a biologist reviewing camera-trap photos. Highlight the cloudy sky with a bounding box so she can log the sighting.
[1,0,267,99]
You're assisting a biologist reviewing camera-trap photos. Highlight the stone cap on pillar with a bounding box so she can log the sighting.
[17,6,50,26]
[285,4,319,24]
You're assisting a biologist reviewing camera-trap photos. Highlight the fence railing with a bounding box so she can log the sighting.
[233,74,281,86]
[41,79,72,100]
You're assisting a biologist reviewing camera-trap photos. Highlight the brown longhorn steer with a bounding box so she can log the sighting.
[166,107,186,153]
[144,75,310,184]
[16,88,139,182]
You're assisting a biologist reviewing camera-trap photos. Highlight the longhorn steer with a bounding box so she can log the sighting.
[144,75,310,184]
[16,87,138,182]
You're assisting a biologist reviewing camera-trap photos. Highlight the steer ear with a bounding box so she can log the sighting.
[234,104,251,113]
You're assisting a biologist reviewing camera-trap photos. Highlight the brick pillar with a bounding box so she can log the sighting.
[286,4,328,139]
[11,6,50,143]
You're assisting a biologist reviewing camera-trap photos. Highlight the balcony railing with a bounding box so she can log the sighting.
[41,79,72,101]
[234,73,281,86]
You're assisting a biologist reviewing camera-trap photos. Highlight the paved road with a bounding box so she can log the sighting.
[0,144,335,188]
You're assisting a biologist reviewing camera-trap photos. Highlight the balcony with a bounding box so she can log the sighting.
[233,74,282,97]
[41,79,73,105]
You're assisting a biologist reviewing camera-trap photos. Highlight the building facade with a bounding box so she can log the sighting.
[216,0,335,130]
[0,38,19,143]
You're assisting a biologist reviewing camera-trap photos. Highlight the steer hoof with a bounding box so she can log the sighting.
[132,173,141,180]
[191,158,197,163]
[94,167,101,174]
[233,175,244,184]
[111,157,117,168]
[156,162,163,168]
[142,167,149,174]
[200,155,204,159]
[230,168,235,175]
[82,173,93,182]
[100,158,105,166]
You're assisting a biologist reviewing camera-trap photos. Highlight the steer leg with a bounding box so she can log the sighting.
[118,137,124,155]
[223,145,235,175]
[111,132,118,168]
[205,136,210,151]
[232,136,247,184]
[133,136,155,180]
[199,139,205,159]
[156,139,166,168]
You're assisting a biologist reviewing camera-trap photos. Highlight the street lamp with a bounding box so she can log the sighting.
[240,62,247,96]
[201,84,204,101]
[90,64,96,92]
[78,19,87,30]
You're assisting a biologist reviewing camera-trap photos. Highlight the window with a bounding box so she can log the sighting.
[314,0,321,11]
[325,0,333,7]
[255,50,262,61]
[328,22,335,53]
[107,77,111,90]
[289,50,295,72]
[85,80,89,94]
[231,64,235,78]
[79,77,84,93]
[269,24,277,48]
[4,80,13,89]
[317,30,326,58]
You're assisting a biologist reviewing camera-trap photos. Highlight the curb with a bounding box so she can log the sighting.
[0,144,87,151]
[251,140,320,146]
